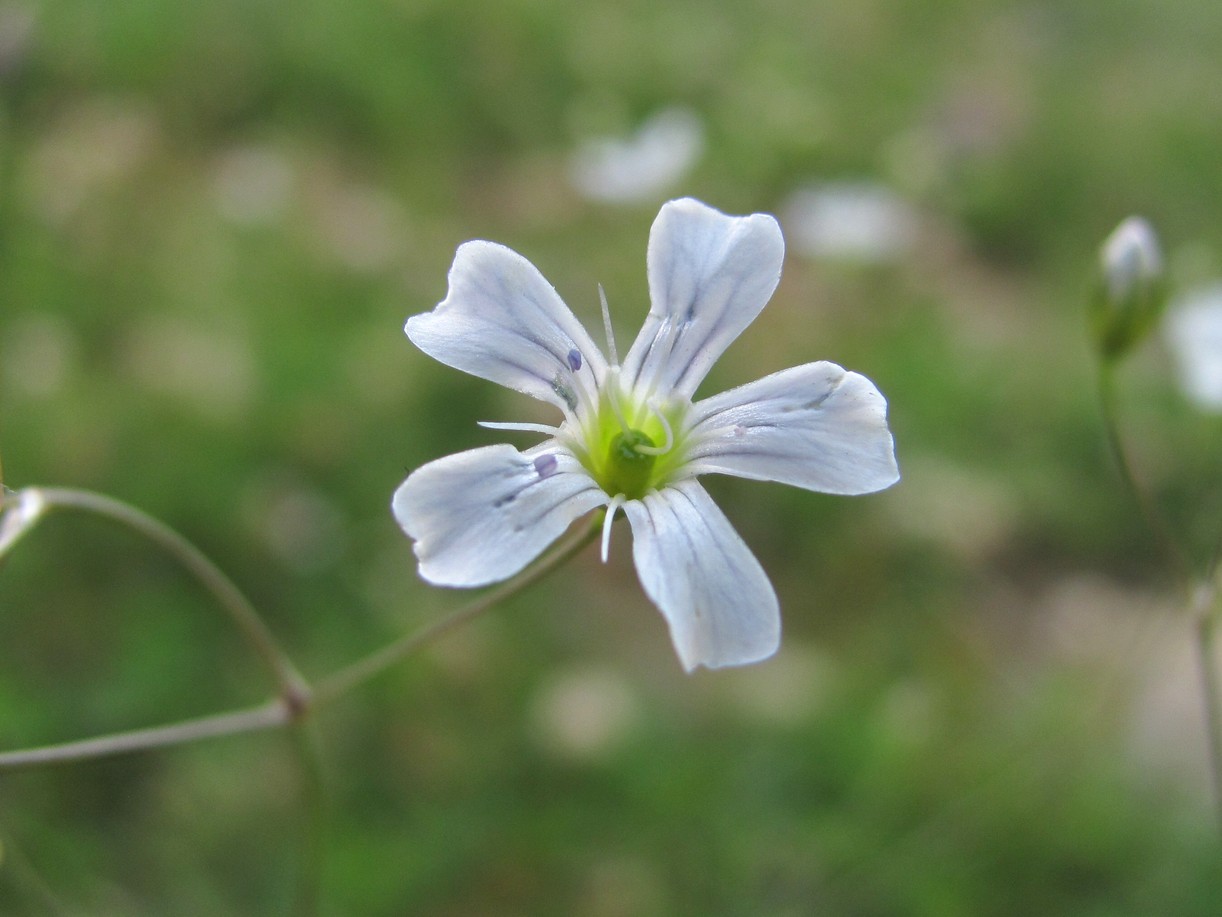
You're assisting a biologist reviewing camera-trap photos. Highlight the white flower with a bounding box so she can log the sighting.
[393,198,899,671]
[568,107,704,205]
[1165,283,1222,413]
[781,182,918,264]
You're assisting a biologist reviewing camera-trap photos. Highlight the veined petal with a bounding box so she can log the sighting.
[623,480,779,671]
[621,198,784,401]
[684,361,899,495]
[407,241,608,416]
[393,443,608,587]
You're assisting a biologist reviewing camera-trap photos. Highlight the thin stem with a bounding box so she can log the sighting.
[1096,364,1194,582]
[32,487,310,705]
[1097,364,1222,836]
[1194,581,1222,835]
[0,513,602,769]
[313,515,602,705]
[288,722,328,917]
[0,700,291,771]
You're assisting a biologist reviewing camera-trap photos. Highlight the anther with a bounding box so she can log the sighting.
[533,454,559,478]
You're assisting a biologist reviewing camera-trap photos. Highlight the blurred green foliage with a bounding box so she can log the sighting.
[1,0,1221,913]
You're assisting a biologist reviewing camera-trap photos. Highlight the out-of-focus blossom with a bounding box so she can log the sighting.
[1164,283,1222,413]
[0,3,36,79]
[308,180,408,273]
[243,478,348,573]
[569,107,704,205]
[531,667,640,761]
[25,98,159,224]
[121,318,256,422]
[213,144,294,226]
[1093,216,1166,361]
[2,313,76,399]
[781,181,918,264]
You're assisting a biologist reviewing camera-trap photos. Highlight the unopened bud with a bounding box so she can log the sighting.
[1092,216,1166,360]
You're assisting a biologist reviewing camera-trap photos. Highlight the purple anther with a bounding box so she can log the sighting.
[533,454,559,478]
[567,348,582,372]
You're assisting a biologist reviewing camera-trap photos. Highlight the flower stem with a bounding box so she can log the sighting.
[0,513,603,769]
[1096,363,1222,835]
[288,721,328,917]
[1193,579,1222,835]
[312,515,602,705]
[29,487,311,705]
[1095,363,1192,581]
[0,699,292,770]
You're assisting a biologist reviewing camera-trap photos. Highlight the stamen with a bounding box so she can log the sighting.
[601,494,626,562]
[634,401,674,456]
[533,454,559,478]
[478,421,561,435]
[604,368,633,437]
[599,284,619,366]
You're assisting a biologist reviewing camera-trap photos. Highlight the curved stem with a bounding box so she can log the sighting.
[29,487,310,705]
[1096,363,1193,582]
[0,699,292,771]
[0,514,603,769]
[1194,580,1222,835]
[313,515,602,705]
[1097,364,1222,836]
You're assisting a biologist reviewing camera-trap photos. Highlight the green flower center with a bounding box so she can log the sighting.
[567,381,689,501]
[605,429,657,499]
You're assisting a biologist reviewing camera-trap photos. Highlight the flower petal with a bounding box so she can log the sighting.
[407,241,608,416]
[621,198,784,400]
[393,443,608,587]
[684,361,899,495]
[623,480,779,671]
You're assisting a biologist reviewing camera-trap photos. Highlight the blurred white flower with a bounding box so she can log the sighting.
[1164,283,1222,413]
[781,181,918,264]
[26,98,159,224]
[569,107,704,205]
[530,666,640,761]
[213,144,294,226]
[2,313,76,399]
[393,198,899,671]
[252,482,348,573]
[122,318,256,422]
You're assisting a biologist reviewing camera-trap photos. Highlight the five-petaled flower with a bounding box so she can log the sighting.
[393,198,899,671]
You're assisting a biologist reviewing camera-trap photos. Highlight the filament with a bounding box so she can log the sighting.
[601,493,626,562]
[599,284,619,366]
[634,401,674,456]
[478,421,561,435]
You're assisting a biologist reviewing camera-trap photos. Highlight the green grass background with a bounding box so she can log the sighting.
[2,0,1221,913]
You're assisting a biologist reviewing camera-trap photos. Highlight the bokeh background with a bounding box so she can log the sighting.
[2,0,1221,913]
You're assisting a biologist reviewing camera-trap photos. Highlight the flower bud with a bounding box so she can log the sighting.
[1092,216,1166,360]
